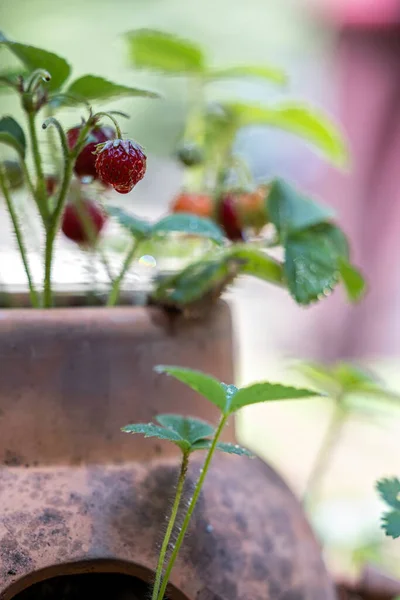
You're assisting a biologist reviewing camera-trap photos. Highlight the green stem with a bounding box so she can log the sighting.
[93,112,122,138]
[27,111,49,224]
[156,415,228,600]
[73,198,115,286]
[25,69,51,93]
[19,158,38,202]
[303,399,346,506]
[43,157,73,307]
[152,453,189,600]
[44,107,62,172]
[0,166,40,307]
[42,118,94,308]
[107,239,140,306]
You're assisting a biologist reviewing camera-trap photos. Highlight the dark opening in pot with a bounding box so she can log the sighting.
[10,573,151,600]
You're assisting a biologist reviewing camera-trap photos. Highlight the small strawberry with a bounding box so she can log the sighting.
[176,142,204,167]
[67,125,115,180]
[45,174,59,196]
[2,160,24,190]
[95,139,146,194]
[217,194,244,241]
[237,185,269,232]
[171,192,213,219]
[61,199,107,246]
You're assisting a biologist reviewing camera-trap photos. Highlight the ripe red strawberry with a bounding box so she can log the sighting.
[95,139,146,194]
[61,200,107,245]
[217,194,245,241]
[67,125,115,180]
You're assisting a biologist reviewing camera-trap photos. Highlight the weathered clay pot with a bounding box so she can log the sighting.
[0,301,336,599]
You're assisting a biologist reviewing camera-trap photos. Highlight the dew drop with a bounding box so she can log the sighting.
[206,524,214,533]
[138,254,157,269]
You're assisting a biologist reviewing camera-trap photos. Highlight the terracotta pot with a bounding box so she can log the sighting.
[0,301,335,599]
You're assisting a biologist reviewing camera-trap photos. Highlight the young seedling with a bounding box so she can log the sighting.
[122,365,321,600]
[294,361,400,506]
[376,477,400,540]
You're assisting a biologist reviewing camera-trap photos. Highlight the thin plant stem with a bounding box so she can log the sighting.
[0,166,40,307]
[107,239,140,307]
[303,399,347,506]
[43,157,73,307]
[42,118,94,307]
[27,112,49,223]
[72,197,115,287]
[44,107,62,172]
[152,452,189,600]
[156,414,228,600]
[93,112,122,138]
[19,158,38,203]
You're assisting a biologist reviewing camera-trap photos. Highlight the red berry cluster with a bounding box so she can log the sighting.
[62,122,147,246]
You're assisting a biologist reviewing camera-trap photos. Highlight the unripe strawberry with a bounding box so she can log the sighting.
[95,139,146,194]
[176,142,204,167]
[237,185,269,232]
[61,199,107,246]
[2,160,24,190]
[171,192,213,219]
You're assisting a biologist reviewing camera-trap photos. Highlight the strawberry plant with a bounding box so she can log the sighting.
[0,29,365,313]
[122,365,322,600]
[120,29,366,312]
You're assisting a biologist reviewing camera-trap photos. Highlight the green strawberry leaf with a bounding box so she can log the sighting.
[226,245,284,285]
[121,422,190,451]
[0,68,27,92]
[0,31,70,91]
[152,213,225,244]
[106,206,152,239]
[155,414,214,445]
[339,258,366,302]
[227,382,320,414]
[381,511,400,539]
[226,102,349,168]
[284,223,349,305]
[125,29,206,74]
[64,75,160,104]
[152,255,239,306]
[293,361,340,396]
[333,363,377,390]
[216,441,254,457]
[0,116,26,157]
[268,178,334,239]
[208,64,287,86]
[191,439,254,457]
[377,478,400,510]
[377,478,400,539]
[154,365,227,412]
